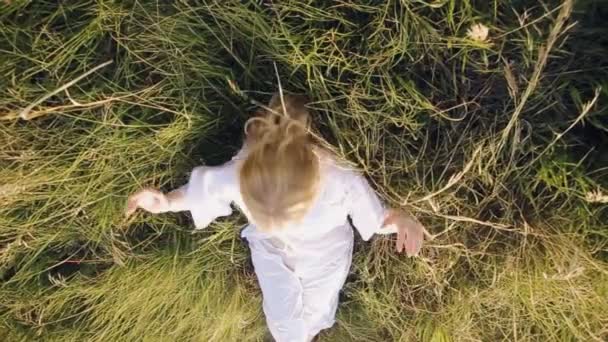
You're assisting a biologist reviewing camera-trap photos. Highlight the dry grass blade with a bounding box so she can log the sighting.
[498,0,574,152]
[16,60,113,120]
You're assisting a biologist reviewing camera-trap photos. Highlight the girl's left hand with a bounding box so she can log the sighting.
[382,209,425,256]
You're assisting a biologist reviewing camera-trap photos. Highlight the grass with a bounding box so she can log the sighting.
[1,0,607,341]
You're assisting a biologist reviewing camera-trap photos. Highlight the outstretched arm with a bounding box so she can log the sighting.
[125,186,188,217]
[124,165,235,230]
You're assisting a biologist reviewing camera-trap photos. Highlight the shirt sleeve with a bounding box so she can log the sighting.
[183,166,234,230]
[346,171,395,240]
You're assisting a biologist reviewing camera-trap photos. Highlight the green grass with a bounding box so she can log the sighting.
[1,0,607,341]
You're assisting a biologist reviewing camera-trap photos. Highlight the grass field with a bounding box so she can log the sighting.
[1,0,607,341]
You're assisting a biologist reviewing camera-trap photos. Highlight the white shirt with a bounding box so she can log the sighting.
[181,151,394,250]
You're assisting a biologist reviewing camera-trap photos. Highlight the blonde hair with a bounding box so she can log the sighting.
[239,94,320,231]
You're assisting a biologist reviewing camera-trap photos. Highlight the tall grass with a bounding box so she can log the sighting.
[1,0,607,341]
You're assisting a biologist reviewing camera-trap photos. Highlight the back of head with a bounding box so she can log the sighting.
[239,94,320,231]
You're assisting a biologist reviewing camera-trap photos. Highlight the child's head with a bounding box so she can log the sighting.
[239,94,319,231]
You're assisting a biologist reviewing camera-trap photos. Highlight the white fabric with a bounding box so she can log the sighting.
[180,152,392,342]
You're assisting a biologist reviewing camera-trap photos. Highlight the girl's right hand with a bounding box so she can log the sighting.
[125,188,170,217]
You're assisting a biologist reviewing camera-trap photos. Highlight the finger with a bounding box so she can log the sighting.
[405,236,416,257]
[396,228,406,253]
[405,228,423,257]
[125,196,138,217]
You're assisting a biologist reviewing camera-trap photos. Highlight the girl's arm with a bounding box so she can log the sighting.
[124,165,235,230]
[125,186,189,217]
[347,171,425,256]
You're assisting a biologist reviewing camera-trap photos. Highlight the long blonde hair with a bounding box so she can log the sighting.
[239,94,320,231]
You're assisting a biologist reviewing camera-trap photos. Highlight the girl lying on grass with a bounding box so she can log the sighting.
[125,94,426,342]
